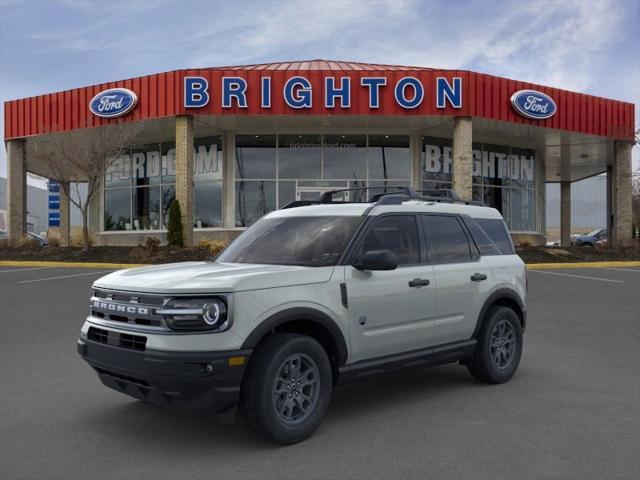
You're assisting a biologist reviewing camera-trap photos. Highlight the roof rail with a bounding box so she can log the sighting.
[319,186,419,203]
[416,189,487,207]
[279,186,486,209]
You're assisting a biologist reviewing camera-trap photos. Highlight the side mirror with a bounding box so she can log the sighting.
[353,249,398,271]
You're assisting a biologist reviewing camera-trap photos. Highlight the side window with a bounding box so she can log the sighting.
[476,218,514,254]
[423,215,472,264]
[463,217,500,256]
[359,215,420,265]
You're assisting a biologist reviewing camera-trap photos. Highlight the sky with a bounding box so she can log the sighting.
[0,0,638,182]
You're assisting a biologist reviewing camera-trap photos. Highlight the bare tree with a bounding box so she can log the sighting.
[27,121,144,250]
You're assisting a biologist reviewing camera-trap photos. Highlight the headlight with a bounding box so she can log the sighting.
[157,297,229,332]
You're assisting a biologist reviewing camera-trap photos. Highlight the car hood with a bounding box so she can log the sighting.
[93,261,335,294]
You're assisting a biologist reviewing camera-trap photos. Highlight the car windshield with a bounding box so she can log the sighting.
[587,229,603,237]
[217,216,363,267]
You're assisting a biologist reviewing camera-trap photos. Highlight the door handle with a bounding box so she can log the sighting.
[408,278,430,288]
[470,273,488,282]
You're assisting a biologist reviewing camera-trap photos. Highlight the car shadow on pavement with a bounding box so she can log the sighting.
[81,364,482,450]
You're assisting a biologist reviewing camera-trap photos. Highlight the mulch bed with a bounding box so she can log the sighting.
[0,245,216,264]
[516,245,640,263]
[1,244,639,265]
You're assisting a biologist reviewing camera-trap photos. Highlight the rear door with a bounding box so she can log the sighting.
[421,214,492,344]
[345,214,437,363]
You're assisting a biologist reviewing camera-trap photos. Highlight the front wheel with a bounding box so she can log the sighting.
[240,333,332,444]
[467,306,523,384]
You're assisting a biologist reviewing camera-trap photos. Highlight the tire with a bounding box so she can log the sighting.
[240,333,332,444]
[467,306,523,384]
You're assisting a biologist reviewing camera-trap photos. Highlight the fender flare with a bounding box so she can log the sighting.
[241,307,349,366]
[472,288,526,337]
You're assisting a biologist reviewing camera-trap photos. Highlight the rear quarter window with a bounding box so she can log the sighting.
[474,218,514,255]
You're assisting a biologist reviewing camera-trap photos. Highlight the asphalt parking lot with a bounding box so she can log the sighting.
[1,265,639,480]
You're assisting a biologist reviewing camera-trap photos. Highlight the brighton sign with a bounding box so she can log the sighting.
[89,88,138,118]
[510,89,557,120]
[183,75,463,110]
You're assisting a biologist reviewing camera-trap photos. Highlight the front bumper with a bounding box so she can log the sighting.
[77,337,251,422]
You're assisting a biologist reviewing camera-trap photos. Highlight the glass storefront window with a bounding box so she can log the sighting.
[105,154,131,188]
[236,180,276,227]
[509,147,535,189]
[104,136,223,232]
[132,143,161,187]
[132,186,160,230]
[323,135,367,179]
[422,137,453,184]
[161,184,175,228]
[423,136,537,231]
[510,189,535,231]
[236,135,276,179]
[278,134,322,179]
[194,136,223,228]
[368,135,410,180]
[104,188,131,231]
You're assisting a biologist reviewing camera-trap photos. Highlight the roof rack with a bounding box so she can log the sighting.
[279,186,486,209]
[416,189,486,206]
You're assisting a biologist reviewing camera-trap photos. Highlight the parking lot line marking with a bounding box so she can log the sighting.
[0,266,56,273]
[18,270,114,284]
[599,267,640,273]
[529,270,624,283]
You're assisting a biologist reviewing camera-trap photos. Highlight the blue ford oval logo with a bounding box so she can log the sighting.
[89,88,138,118]
[510,89,556,120]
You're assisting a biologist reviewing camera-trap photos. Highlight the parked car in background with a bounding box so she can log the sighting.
[571,228,607,247]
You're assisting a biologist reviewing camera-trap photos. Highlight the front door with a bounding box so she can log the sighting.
[345,214,438,363]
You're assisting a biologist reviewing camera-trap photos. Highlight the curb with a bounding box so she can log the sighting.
[2,260,639,270]
[526,261,640,270]
[0,260,147,269]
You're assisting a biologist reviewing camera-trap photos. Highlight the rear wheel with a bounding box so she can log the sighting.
[467,306,523,384]
[240,333,332,444]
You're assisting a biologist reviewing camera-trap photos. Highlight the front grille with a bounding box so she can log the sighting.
[86,326,147,351]
[90,289,168,331]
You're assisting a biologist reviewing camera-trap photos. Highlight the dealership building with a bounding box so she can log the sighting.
[3,60,635,246]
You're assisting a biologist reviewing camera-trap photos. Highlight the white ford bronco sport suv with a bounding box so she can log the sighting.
[78,187,526,444]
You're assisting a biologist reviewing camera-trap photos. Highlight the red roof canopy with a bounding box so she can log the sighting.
[4,59,635,141]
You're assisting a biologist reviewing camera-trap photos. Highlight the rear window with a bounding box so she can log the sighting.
[475,218,514,255]
[463,218,501,256]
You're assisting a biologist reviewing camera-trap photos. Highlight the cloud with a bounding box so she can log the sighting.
[1,0,638,175]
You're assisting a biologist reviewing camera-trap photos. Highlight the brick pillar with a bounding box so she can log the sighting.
[59,182,70,247]
[6,139,27,244]
[175,115,194,245]
[222,133,236,229]
[611,141,633,247]
[410,133,422,190]
[560,181,571,246]
[452,117,473,201]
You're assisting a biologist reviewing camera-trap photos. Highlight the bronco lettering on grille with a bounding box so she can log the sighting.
[92,300,149,315]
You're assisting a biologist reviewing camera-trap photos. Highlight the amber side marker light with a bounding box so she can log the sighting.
[228,356,246,366]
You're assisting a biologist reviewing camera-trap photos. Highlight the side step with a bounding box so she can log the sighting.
[337,339,476,384]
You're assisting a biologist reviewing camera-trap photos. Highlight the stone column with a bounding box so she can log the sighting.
[410,133,422,191]
[222,133,236,229]
[611,141,633,247]
[175,115,194,246]
[560,181,571,246]
[59,182,70,247]
[452,117,473,201]
[6,139,27,244]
